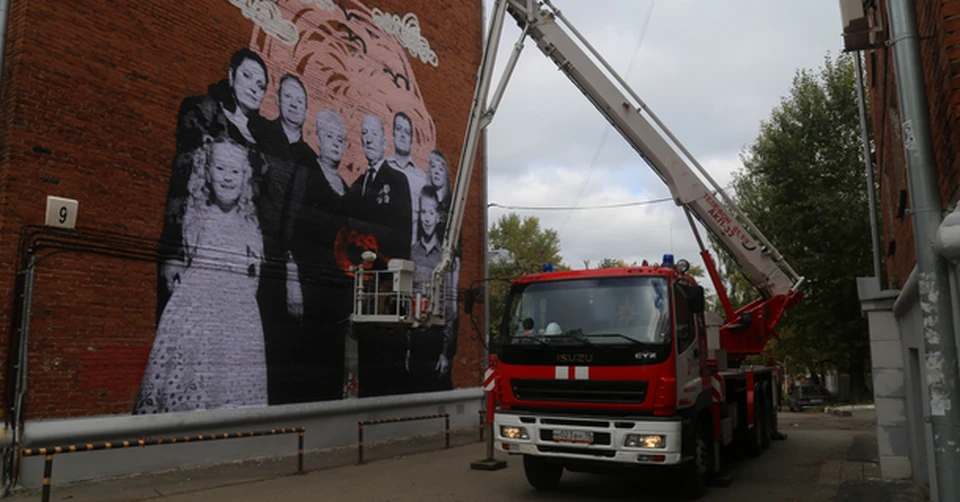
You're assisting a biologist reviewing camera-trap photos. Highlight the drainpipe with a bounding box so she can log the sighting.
[853,51,883,286]
[0,0,14,477]
[481,1,491,394]
[0,0,10,96]
[885,1,960,500]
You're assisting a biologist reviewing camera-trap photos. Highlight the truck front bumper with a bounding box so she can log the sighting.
[494,410,683,466]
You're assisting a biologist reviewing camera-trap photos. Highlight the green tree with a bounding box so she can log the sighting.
[596,257,705,279]
[487,213,565,341]
[717,52,873,398]
[597,257,633,268]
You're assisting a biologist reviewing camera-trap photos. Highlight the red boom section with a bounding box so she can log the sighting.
[719,290,804,360]
[699,248,803,361]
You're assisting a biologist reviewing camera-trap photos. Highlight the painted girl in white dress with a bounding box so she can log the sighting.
[136,138,268,414]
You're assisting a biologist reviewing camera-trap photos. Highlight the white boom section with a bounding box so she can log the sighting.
[428,0,801,322]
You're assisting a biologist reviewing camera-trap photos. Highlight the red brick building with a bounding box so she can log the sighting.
[853,0,960,497]
[865,0,960,287]
[0,0,486,484]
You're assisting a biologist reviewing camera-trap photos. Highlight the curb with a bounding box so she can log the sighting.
[824,404,875,417]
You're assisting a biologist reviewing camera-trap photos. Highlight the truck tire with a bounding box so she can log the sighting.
[522,455,562,490]
[760,386,772,450]
[680,419,710,500]
[746,391,766,457]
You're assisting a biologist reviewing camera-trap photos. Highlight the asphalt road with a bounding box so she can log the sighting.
[10,410,924,502]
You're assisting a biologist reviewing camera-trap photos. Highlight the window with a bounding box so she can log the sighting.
[502,276,672,345]
[674,284,695,354]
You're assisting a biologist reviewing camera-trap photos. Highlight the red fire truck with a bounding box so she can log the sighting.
[351,0,805,498]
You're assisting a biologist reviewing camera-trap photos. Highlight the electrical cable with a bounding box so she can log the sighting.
[557,0,656,237]
[488,196,672,211]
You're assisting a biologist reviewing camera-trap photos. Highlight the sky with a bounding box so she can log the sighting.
[481,0,849,280]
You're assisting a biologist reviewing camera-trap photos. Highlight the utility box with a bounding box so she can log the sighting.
[388,259,415,295]
[838,0,882,52]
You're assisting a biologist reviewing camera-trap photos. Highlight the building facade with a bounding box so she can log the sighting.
[0,0,487,488]
[852,0,960,500]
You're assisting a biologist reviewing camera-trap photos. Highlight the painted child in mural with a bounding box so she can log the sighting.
[406,151,460,392]
[157,48,273,322]
[136,138,268,413]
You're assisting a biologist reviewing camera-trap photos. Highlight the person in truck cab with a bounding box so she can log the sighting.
[521,317,535,335]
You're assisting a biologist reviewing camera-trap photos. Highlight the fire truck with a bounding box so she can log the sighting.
[350,0,804,498]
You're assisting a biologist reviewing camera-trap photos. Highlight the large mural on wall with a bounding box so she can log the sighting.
[135,0,463,414]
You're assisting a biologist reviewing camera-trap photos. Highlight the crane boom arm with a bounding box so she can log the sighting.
[506,0,800,297]
[431,0,803,333]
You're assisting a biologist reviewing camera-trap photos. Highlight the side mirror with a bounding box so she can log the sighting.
[689,285,705,314]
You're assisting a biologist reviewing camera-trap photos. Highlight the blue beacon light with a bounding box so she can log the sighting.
[661,254,674,267]
[543,263,555,272]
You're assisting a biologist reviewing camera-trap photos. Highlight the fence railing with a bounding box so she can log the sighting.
[21,427,306,502]
[357,414,449,464]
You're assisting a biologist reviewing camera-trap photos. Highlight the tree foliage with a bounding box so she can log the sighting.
[594,257,705,279]
[487,213,565,339]
[714,53,873,394]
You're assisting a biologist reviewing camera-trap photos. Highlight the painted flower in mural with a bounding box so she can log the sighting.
[247,0,437,186]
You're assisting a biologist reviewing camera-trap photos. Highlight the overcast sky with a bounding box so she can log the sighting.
[481,0,848,279]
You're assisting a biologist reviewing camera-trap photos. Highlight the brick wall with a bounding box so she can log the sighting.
[0,0,485,419]
[866,0,960,288]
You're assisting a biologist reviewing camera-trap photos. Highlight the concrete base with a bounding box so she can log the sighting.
[17,388,482,488]
[469,458,507,470]
[879,455,912,479]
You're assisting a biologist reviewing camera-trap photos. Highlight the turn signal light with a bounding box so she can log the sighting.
[653,377,677,416]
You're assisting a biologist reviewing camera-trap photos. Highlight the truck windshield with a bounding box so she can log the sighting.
[502,276,671,346]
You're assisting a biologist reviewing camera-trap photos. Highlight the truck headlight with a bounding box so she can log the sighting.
[624,434,666,449]
[500,426,529,440]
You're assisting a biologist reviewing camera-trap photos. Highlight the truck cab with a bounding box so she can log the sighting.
[492,256,719,498]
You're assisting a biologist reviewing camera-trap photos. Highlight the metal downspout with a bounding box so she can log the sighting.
[885,1,960,500]
[480,0,491,393]
[0,0,10,96]
[853,51,883,285]
[5,254,35,496]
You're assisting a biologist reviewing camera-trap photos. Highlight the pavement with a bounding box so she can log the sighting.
[5,409,928,502]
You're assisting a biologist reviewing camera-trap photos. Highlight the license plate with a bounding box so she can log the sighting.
[552,430,594,444]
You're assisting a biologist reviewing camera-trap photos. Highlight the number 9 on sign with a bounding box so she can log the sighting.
[45,196,79,229]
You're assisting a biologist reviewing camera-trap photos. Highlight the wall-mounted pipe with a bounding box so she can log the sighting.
[885,1,960,501]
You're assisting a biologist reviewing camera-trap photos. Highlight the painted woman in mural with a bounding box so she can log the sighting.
[136,138,268,413]
[157,48,272,321]
[285,107,354,402]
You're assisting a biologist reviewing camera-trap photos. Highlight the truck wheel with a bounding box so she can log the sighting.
[522,455,562,490]
[760,392,772,450]
[680,422,709,500]
[746,394,765,457]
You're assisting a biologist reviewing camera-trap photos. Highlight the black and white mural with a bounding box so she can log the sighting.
[135,0,462,414]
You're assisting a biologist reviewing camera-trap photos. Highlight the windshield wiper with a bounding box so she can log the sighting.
[586,333,643,345]
[507,334,551,347]
[561,329,594,346]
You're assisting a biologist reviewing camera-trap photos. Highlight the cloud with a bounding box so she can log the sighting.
[483,0,843,293]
